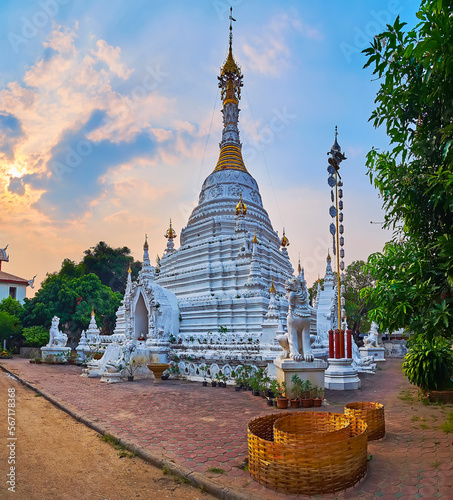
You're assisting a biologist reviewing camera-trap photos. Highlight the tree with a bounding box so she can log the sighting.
[343,260,374,337]
[0,311,22,348]
[361,0,453,340]
[0,296,23,318]
[21,273,122,344]
[22,326,49,347]
[80,241,141,294]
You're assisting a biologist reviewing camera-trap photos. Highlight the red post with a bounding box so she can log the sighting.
[340,329,345,358]
[334,329,340,359]
[347,330,352,359]
[328,330,334,358]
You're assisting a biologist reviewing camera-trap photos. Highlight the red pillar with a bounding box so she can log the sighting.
[347,330,352,359]
[328,330,334,358]
[340,329,345,358]
[334,329,340,359]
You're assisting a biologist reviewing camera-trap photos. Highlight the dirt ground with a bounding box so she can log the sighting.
[0,370,215,500]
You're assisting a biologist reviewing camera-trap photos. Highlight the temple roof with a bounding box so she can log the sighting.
[0,271,29,285]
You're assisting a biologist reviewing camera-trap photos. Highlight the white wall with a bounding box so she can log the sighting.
[0,283,27,303]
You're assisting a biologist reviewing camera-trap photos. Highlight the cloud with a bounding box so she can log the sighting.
[92,39,133,80]
[240,11,323,76]
[0,112,24,160]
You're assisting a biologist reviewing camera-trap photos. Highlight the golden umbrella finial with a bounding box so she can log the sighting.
[236,193,247,216]
[280,228,289,248]
[252,230,258,244]
[165,219,177,240]
[269,278,276,294]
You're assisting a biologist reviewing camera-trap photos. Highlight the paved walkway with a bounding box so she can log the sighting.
[1,358,452,499]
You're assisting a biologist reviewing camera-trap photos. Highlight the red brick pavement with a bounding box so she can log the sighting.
[1,358,452,499]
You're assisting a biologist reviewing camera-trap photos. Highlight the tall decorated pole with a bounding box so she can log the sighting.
[324,128,361,390]
[327,127,346,332]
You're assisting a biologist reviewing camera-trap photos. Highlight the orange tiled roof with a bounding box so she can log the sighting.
[0,271,29,285]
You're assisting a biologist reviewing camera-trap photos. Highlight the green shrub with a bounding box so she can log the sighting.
[22,326,49,347]
[402,336,453,391]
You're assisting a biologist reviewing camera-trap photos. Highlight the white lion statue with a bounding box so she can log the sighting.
[363,322,379,347]
[276,272,314,362]
[47,316,68,347]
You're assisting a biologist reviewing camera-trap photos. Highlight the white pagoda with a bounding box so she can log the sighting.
[108,18,323,379]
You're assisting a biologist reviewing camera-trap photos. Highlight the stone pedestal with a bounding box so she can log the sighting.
[359,346,385,362]
[100,372,122,383]
[274,357,327,399]
[41,346,71,361]
[324,358,361,390]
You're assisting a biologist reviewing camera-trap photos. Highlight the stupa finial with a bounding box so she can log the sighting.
[144,234,149,250]
[252,230,258,244]
[214,8,246,174]
[280,228,290,248]
[165,219,177,240]
[236,193,247,216]
[269,277,276,294]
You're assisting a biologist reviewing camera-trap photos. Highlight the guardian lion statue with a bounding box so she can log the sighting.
[277,273,314,362]
[47,316,68,347]
[363,322,379,347]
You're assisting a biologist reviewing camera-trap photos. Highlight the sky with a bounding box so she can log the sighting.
[0,0,419,296]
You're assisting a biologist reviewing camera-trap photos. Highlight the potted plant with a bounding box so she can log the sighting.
[291,374,303,408]
[312,386,323,407]
[271,380,288,409]
[242,365,252,390]
[0,349,12,359]
[250,372,262,396]
[231,370,241,391]
[301,380,314,408]
[218,371,227,388]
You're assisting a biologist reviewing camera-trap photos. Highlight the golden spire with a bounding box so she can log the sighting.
[128,264,132,274]
[164,219,177,240]
[252,230,258,244]
[280,228,290,248]
[298,258,302,275]
[144,234,149,250]
[327,249,331,261]
[236,193,247,215]
[213,7,247,175]
[269,278,276,294]
[91,306,95,316]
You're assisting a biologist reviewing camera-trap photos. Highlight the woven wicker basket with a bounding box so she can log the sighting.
[344,401,385,441]
[248,412,368,495]
[274,412,351,445]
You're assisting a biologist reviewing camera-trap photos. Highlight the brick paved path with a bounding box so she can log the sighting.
[1,358,452,499]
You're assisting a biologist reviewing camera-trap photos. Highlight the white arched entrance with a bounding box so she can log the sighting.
[134,292,149,340]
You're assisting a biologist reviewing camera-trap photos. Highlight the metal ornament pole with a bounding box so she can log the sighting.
[335,168,341,333]
[327,126,347,350]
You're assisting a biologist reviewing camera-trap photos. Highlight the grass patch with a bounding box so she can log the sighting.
[207,467,225,474]
[98,434,136,458]
[398,390,415,403]
[162,466,190,484]
[432,460,441,468]
[420,423,429,429]
[441,411,453,434]
[34,394,42,397]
